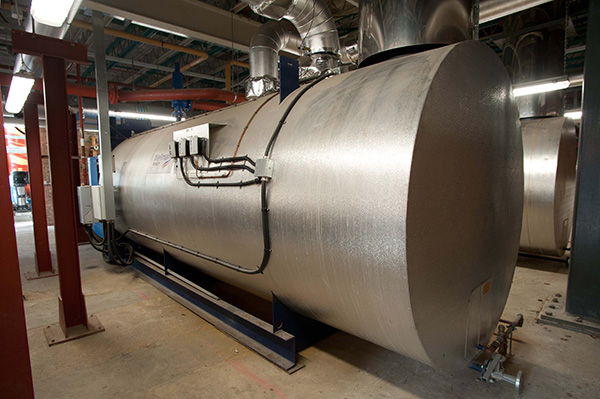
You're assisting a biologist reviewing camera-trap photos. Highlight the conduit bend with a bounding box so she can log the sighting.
[246,20,301,99]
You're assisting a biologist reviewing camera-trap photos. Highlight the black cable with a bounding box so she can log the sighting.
[190,159,255,174]
[85,221,133,266]
[205,155,256,167]
[142,75,330,274]
[264,72,333,157]
[84,225,107,252]
[179,157,260,187]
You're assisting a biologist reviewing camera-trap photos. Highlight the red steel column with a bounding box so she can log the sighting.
[0,94,35,398]
[24,101,56,277]
[42,55,89,332]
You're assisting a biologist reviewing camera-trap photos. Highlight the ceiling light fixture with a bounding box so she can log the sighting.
[31,0,79,27]
[513,77,571,97]
[5,76,35,114]
[132,20,189,38]
[83,109,177,122]
[564,110,582,120]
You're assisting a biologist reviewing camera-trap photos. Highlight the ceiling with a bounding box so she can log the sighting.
[0,0,589,115]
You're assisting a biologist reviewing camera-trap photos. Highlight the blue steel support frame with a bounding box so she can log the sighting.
[129,248,336,371]
[132,251,300,371]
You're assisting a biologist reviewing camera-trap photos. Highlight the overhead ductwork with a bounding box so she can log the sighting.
[358,0,477,65]
[479,0,553,23]
[246,20,301,99]
[242,0,340,78]
[12,1,82,78]
[502,5,565,117]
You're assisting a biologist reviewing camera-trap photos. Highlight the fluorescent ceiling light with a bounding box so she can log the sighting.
[31,0,76,27]
[564,110,582,120]
[513,78,570,97]
[5,76,35,114]
[83,109,177,122]
[132,20,189,38]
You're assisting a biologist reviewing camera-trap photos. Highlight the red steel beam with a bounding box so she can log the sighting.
[24,102,55,276]
[12,30,89,64]
[0,92,35,399]
[42,55,89,332]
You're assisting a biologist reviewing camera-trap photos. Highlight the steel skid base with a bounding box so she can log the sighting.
[131,250,335,372]
[537,294,600,336]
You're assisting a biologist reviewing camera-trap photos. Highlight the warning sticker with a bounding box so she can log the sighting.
[482,280,492,296]
[149,152,173,174]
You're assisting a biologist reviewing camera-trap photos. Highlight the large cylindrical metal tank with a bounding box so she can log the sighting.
[520,117,577,256]
[113,41,523,371]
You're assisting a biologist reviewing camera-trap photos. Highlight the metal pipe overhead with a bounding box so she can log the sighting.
[149,57,207,88]
[86,52,226,83]
[479,0,553,23]
[0,71,242,105]
[358,0,475,64]
[12,1,82,78]
[82,0,261,52]
[116,88,246,104]
[72,20,209,60]
[242,0,340,77]
[246,20,301,99]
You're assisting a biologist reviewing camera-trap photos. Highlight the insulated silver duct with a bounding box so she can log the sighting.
[246,20,301,99]
[502,5,565,117]
[242,0,340,77]
[339,31,359,66]
[12,2,82,78]
[358,0,476,64]
[479,0,553,23]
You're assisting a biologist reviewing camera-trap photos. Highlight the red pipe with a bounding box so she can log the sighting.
[117,88,246,104]
[0,71,246,107]
[65,82,98,98]
[192,101,229,111]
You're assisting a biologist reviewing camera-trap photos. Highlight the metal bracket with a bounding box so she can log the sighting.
[255,158,274,179]
[173,123,225,159]
[480,354,523,394]
[471,315,525,394]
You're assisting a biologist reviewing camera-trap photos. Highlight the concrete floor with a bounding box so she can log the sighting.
[14,213,600,399]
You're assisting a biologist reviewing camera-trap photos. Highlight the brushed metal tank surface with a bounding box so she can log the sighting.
[358,0,474,62]
[520,117,577,256]
[113,41,523,371]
